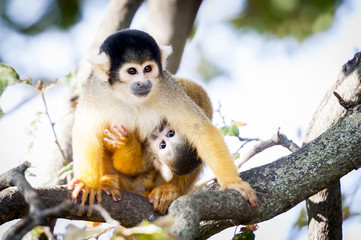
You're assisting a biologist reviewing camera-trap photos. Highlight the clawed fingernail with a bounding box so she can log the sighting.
[77,210,83,216]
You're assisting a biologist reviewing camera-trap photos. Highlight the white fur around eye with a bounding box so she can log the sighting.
[118,63,141,82]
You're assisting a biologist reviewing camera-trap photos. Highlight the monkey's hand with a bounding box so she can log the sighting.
[68,178,102,216]
[220,177,258,207]
[68,174,122,216]
[148,184,181,214]
[103,124,130,149]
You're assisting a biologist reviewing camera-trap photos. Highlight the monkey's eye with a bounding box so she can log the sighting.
[127,68,137,75]
[144,65,152,73]
[167,130,175,137]
[159,140,167,149]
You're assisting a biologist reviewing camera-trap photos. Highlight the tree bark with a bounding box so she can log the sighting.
[304,52,361,240]
[147,0,202,74]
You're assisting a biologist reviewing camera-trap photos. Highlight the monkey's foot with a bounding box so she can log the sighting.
[67,178,102,216]
[103,124,130,148]
[100,174,122,201]
[148,184,181,214]
[220,177,258,207]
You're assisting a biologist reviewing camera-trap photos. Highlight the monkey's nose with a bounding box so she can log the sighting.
[131,80,153,97]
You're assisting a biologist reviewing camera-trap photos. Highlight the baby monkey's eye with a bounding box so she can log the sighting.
[167,130,175,137]
[144,65,152,73]
[159,140,167,149]
[127,68,137,75]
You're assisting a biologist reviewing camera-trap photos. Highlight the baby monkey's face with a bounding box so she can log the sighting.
[150,124,202,178]
[150,125,183,162]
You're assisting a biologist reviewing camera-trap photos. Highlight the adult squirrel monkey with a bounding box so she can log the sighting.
[70,29,257,213]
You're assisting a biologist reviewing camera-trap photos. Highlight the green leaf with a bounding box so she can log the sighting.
[232,227,255,240]
[221,126,231,136]
[0,63,20,95]
[294,208,308,229]
[220,123,240,137]
[233,152,240,159]
[229,124,240,137]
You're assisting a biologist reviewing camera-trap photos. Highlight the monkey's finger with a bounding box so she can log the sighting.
[239,189,258,207]
[87,190,96,216]
[72,182,85,203]
[103,137,118,147]
[148,193,155,204]
[112,124,128,141]
[120,125,129,137]
[80,187,90,211]
[77,190,88,216]
[77,204,85,216]
[103,186,111,195]
[96,189,102,204]
[149,191,161,210]
[109,189,122,201]
[104,129,120,142]
[159,190,178,214]
[158,197,168,214]
[68,178,81,190]
[108,183,122,201]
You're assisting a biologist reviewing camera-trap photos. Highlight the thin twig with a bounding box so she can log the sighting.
[235,128,300,168]
[40,88,67,162]
[215,101,227,126]
[333,91,358,110]
[235,137,259,152]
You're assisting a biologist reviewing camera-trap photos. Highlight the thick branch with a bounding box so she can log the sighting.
[1,110,361,238]
[0,186,162,227]
[304,51,361,240]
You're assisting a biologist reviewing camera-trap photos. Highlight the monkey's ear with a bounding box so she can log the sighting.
[159,45,173,68]
[88,52,110,74]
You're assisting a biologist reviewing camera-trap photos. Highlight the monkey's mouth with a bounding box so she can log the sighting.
[132,89,151,97]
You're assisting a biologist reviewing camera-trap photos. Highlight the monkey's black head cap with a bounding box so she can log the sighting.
[99,29,163,73]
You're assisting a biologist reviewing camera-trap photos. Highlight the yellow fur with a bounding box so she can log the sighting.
[111,132,144,176]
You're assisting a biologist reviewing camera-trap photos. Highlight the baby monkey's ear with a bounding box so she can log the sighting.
[88,52,110,74]
[159,45,173,69]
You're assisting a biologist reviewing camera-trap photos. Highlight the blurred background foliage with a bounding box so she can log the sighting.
[230,0,342,40]
[0,0,82,35]
[0,0,341,39]
[0,0,343,82]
